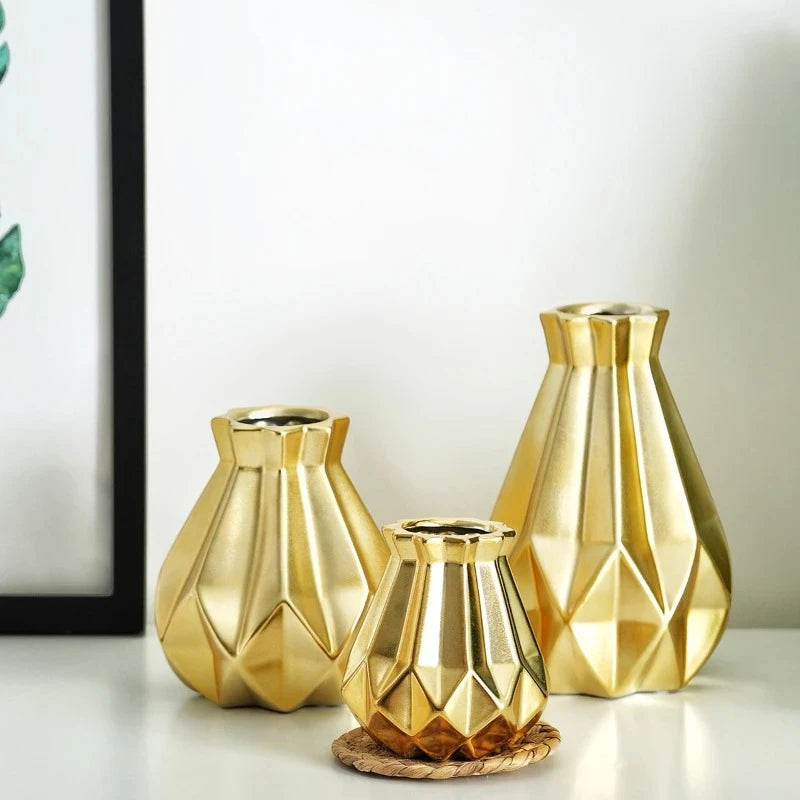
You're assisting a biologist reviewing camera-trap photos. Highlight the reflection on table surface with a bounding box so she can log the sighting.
[0,629,796,799]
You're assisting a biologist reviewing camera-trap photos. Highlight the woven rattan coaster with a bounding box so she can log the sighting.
[331,721,560,780]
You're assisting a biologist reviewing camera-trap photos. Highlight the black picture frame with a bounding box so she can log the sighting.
[0,1,145,634]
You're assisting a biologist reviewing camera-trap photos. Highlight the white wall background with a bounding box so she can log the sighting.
[146,0,800,627]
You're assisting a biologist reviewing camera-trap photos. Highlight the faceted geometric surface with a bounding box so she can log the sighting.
[156,407,389,711]
[342,519,548,760]
[493,305,732,697]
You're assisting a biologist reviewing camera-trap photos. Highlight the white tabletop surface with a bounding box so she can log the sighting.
[0,628,797,799]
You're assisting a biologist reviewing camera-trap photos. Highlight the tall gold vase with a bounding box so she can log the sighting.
[342,518,548,760]
[155,405,389,711]
[493,303,732,697]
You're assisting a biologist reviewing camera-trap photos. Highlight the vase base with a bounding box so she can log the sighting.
[550,687,682,699]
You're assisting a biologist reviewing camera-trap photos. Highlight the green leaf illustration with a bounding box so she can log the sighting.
[0,3,23,318]
[0,225,24,317]
[0,4,6,85]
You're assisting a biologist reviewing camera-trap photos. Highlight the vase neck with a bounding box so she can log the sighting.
[211,406,348,468]
[384,519,515,564]
[542,303,669,366]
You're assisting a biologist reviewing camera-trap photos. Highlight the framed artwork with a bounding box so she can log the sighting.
[0,1,144,632]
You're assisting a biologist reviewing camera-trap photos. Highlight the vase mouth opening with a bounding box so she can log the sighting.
[556,301,662,318]
[235,406,330,428]
[401,518,498,537]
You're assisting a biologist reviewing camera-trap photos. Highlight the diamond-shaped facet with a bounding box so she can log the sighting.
[443,676,500,736]
[381,673,432,735]
[459,715,515,759]
[367,713,420,759]
[239,603,340,711]
[414,716,466,760]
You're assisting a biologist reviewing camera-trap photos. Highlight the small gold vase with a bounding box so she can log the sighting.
[493,303,732,697]
[155,405,389,711]
[342,518,548,760]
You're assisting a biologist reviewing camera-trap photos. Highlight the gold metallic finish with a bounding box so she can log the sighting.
[493,303,732,698]
[342,518,548,761]
[155,406,389,711]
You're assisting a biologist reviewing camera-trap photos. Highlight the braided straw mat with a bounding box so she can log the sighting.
[331,721,560,780]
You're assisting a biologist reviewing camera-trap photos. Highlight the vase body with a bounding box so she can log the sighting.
[155,405,389,711]
[493,303,732,697]
[342,518,548,760]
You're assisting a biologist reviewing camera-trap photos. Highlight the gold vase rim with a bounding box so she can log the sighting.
[224,405,339,430]
[552,301,668,319]
[388,518,514,544]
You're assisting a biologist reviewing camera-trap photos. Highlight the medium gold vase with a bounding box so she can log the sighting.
[155,405,389,711]
[342,518,548,760]
[493,303,732,697]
